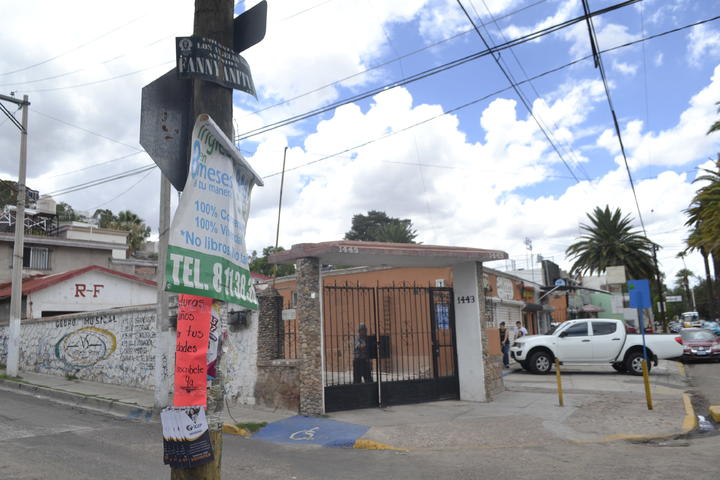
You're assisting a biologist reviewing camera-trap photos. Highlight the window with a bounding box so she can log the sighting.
[22,246,50,270]
[563,322,588,337]
[592,322,617,336]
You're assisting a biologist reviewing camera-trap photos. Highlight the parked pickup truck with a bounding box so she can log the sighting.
[509,318,683,375]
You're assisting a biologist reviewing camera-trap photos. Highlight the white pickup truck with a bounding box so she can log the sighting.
[509,318,683,375]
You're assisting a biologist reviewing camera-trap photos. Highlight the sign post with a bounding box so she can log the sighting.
[628,279,653,410]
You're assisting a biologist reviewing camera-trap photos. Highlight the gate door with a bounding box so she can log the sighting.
[323,285,459,412]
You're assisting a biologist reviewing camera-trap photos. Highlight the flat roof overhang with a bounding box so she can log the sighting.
[268,240,508,268]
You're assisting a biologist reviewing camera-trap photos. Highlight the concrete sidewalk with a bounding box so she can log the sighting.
[0,360,697,451]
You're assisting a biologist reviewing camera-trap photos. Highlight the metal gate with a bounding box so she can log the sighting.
[323,284,459,412]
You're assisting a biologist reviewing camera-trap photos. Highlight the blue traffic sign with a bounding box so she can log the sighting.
[627,279,651,309]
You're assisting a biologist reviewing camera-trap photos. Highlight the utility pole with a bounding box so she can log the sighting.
[2,93,30,378]
[154,175,173,409]
[170,1,233,478]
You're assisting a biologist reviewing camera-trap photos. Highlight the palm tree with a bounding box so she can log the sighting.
[565,206,658,280]
[112,210,150,254]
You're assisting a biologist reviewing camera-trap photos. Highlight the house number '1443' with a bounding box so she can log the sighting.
[456,295,475,304]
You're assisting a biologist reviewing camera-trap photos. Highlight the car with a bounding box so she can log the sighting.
[509,318,684,375]
[679,328,720,361]
[681,311,703,328]
[669,321,682,333]
[701,320,720,336]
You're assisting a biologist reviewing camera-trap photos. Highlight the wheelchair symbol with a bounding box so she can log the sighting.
[289,426,319,441]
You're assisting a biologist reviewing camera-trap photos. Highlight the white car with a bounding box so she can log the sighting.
[509,318,683,375]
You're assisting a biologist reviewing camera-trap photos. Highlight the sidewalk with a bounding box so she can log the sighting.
[0,361,697,451]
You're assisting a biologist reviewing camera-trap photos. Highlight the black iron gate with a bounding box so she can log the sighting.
[323,284,459,412]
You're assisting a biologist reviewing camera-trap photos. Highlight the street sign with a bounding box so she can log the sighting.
[666,295,683,303]
[234,0,267,53]
[166,114,263,309]
[176,36,256,97]
[628,279,652,309]
[554,279,566,287]
[140,69,192,191]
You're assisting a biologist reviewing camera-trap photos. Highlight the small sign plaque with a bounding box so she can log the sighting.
[176,36,256,97]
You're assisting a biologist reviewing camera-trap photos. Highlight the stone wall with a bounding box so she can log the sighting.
[296,257,323,416]
[254,359,300,411]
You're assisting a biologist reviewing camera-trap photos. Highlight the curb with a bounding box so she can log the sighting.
[0,377,155,422]
[709,406,720,423]
[353,439,406,451]
[681,393,698,433]
[222,424,250,436]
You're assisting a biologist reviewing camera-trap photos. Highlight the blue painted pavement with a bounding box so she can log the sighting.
[252,416,369,447]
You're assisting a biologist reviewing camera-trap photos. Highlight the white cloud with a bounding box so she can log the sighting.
[612,60,638,76]
[596,65,720,170]
[563,19,640,59]
[688,24,720,67]
[504,0,578,41]
[654,52,664,67]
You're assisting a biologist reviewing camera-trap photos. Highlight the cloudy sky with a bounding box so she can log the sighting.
[1,0,719,285]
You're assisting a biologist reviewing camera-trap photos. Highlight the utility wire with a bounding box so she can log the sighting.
[236,0,641,142]
[45,152,146,179]
[239,0,548,119]
[48,164,156,197]
[88,167,155,210]
[0,103,23,131]
[580,0,645,230]
[33,110,143,151]
[256,14,720,180]
[457,0,583,184]
[0,16,145,77]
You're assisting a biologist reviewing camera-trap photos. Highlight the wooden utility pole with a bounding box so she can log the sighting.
[170,1,233,478]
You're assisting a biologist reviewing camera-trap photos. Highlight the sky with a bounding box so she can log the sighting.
[0,0,719,287]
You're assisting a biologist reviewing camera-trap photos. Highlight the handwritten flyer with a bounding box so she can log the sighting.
[174,294,212,407]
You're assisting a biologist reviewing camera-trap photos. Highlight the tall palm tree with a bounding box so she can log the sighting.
[112,210,150,254]
[565,206,658,279]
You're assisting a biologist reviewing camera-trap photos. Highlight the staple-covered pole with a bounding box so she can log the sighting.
[6,94,30,378]
[170,1,233,478]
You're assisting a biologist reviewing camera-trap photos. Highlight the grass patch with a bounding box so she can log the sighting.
[65,373,79,381]
[235,421,267,434]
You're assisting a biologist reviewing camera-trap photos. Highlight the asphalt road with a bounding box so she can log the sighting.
[684,361,720,414]
[1,386,719,480]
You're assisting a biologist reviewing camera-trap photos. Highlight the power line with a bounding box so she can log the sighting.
[48,164,156,197]
[239,0,548,120]
[33,110,143,151]
[87,167,156,210]
[0,16,145,77]
[256,14,720,180]
[44,151,146,179]
[457,0,584,184]
[235,0,642,142]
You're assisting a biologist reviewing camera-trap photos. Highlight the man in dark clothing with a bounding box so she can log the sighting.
[499,321,510,368]
[353,323,373,383]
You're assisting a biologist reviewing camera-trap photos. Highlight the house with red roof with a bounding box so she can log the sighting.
[0,265,157,321]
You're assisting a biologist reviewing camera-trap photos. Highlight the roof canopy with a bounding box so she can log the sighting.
[268,241,508,268]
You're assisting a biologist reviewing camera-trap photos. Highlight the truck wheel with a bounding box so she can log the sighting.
[611,362,626,373]
[519,360,529,371]
[528,351,552,374]
[624,351,651,376]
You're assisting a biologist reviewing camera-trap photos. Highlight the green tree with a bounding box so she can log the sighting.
[92,208,116,228]
[110,209,151,254]
[565,206,658,279]
[249,246,296,277]
[0,180,18,210]
[344,210,418,243]
[56,202,83,222]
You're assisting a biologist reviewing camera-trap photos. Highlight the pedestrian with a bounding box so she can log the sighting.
[353,323,373,383]
[515,321,528,338]
[499,321,510,368]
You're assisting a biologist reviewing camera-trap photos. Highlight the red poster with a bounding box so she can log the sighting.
[174,294,212,407]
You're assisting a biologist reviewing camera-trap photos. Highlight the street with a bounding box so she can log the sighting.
[1,374,719,480]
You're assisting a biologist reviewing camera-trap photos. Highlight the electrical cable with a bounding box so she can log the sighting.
[48,164,156,197]
[457,0,583,184]
[87,167,155,210]
[0,103,23,131]
[239,0,548,119]
[0,16,145,77]
[235,0,642,142]
[45,151,146,179]
[256,14,720,180]
[33,110,143,152]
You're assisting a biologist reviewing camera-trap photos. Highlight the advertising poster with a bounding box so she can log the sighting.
[166,114,263,309]
[174,294,212,407]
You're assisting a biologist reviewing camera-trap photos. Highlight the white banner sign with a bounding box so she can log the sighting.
[166,115,263,309]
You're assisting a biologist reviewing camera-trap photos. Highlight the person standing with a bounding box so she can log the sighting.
[499,321,510,368]
[516,321,528,338]
[353,324,373,383]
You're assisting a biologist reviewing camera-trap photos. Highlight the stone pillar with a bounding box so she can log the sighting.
[296,257,324,416]
[256,287,283,361]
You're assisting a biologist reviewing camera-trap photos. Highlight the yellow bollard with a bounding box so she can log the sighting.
[641,359,653,410]
[555,358,564,407]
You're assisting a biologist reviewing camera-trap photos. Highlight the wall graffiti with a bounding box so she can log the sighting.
[55,326,117,368]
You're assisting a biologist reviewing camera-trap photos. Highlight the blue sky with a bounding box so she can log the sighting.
[1,0,719,283]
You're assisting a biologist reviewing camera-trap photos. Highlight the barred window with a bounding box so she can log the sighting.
[23,246,50,270]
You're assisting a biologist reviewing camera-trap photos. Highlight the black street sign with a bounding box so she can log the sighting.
[176,36,256,97]
[140,69,192,191]
[234,0,267,53]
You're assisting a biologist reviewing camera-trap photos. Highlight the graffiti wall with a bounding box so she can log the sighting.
[0,304,259,404]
